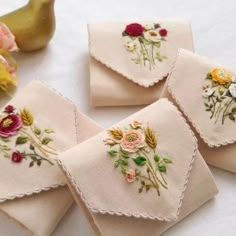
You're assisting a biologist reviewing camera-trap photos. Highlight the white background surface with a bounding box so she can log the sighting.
[0,0,236,235]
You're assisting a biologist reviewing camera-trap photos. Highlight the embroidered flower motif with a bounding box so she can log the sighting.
[203,68,236,124]
[0,105,57,167]
[125,23,145,36]
[210,68,232,85]
[229,83,236,98]
[122,22,168,70]
[105,121,173,197]
[202,87,214,98]
[126,169,136,183]
[120,130,144,153]
[159,28,168,37]
[125,41,137,52]
[12,152,24,163]
[0,114,22,137]
[4,105,14,113]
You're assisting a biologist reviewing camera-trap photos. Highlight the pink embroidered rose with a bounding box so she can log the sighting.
[0,114,22,137]
[120,130,144,153]
[0,23,18,52]
[125,23,145,36]
[4,105,15,113]
[12,152,24,163]
[126,169,136,183]
[159,28,168,37]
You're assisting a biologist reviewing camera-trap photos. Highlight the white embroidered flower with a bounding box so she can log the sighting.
[125,41,136,52]
[202,87,214,98]
[229,83,236,98]
[144,24,153,31]
[232,76,236,83]
[144,30,161,42]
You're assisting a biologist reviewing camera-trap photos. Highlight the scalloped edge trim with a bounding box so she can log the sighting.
[167,49,236,148]
[0,80,79,203]
[88,26,169,88]
[57,98,198,222]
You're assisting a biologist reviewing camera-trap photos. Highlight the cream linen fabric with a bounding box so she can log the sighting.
[89,21,194,107]
[161,48,236,173]
[0,81,102,236]
[57,99,218,236]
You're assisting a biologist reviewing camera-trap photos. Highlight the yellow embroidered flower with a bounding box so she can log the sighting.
[210,68,232,85]
[0,61,17,92]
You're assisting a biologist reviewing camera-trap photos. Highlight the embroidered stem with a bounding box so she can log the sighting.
[29,126,57,155]
[24,153,54,166]
[20,130,49,157]
[222,98,234,124]
[141,150,167,189]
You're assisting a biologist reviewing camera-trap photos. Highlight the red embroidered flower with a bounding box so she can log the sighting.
[125,23,145,36]
[159,28,168,37]
[0,114,22,137]
[4,105,14,113]
[12,152,24,163]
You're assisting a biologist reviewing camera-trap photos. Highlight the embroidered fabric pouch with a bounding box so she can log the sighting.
[89,20,194,107]
[161,49,236,173]
[0,80,102,236]
[57,98,218,236]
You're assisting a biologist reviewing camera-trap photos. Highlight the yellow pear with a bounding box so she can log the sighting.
[0,0,56,52]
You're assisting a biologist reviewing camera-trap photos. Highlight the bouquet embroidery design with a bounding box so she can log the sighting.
[0,105,57,167]
[104,121,172,197]
[203,68,236,124]
[122,23,168,70]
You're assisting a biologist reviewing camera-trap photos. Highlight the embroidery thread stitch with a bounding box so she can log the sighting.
[203,68,236,124]
[104,121,172,197]
[0,105,57,167]
[122,23,168,70]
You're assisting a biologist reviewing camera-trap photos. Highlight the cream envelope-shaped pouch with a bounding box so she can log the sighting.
[58,99,218,236]
[161,49,236,173]
[89,21,194,107]
[0,81,101,236]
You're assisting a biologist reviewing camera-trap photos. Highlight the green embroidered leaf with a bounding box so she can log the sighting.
[42,137,53,145]
[3,153,10,159]
[206,73,212,80]
[44,129,55,134]
[114,160,120,168]
[1,137,10,142]
[29,161,34,168]
[158,165,167,173]
[232,107,236,113]
[121,151,129,159]
[154,154,160,162]
[145,185,151,192]
[30,144,35,150]
[163,158,172,164]
[37,160,42,166]
[107,150,118,157]
[133,156,147,166]
[229,114,235,121]
[122,31,128,37]
[139,186,144,193]
[121,159,128,166]
[121,167,126,175]
[16,136,28,145]
[154,41,161,48]
[34,127,41,135]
